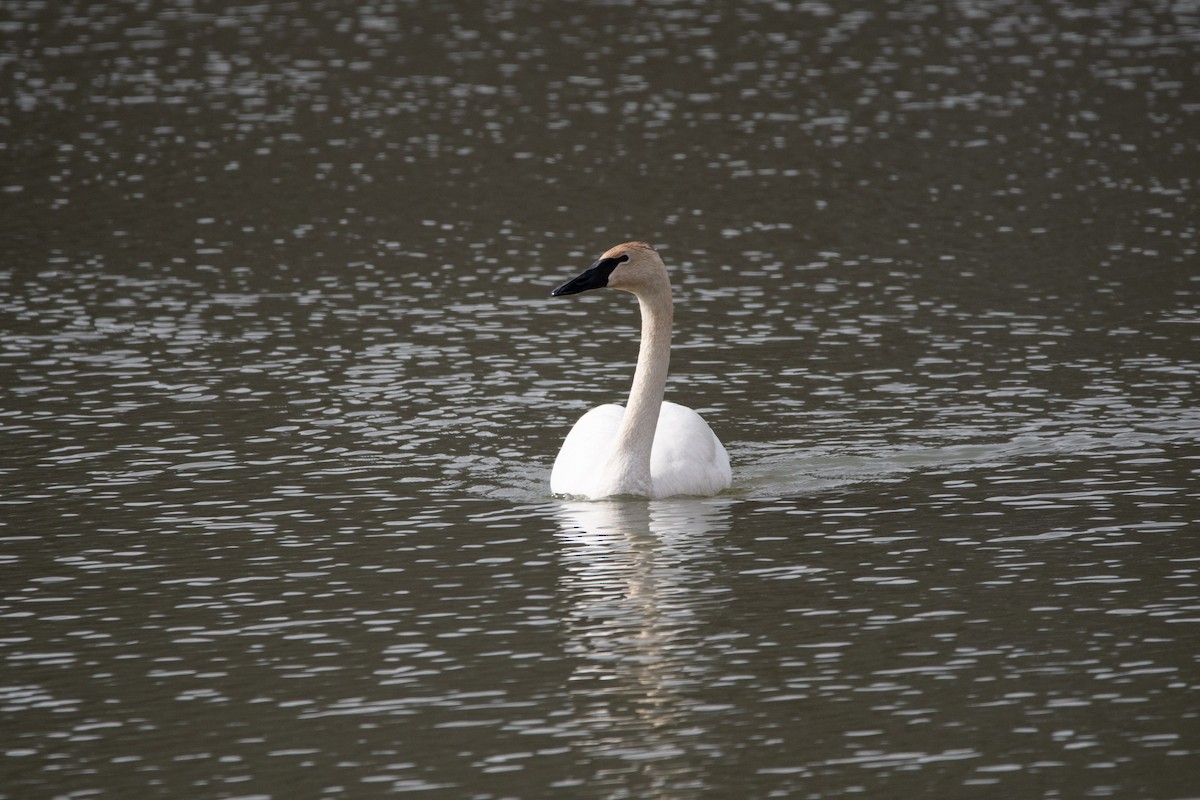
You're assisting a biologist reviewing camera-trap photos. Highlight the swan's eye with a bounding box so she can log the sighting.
[597,253,629,271]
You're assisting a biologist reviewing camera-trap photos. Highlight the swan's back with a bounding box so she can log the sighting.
[649,402,732,498]
[551,401,731,499]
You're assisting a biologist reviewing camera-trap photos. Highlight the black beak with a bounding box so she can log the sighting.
[551,255,625,296]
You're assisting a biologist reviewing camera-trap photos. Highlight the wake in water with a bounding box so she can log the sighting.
[441,405,1200,503]
[733,407,1200,500]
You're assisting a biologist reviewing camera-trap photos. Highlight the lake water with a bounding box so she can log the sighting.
[2,1,1199,797]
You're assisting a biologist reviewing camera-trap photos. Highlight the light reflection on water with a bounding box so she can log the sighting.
[3,0,1200,796]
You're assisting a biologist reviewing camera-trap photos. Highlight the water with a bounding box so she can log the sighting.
[2,0,1199,797]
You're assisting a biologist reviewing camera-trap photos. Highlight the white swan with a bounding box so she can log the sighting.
[549,241,732,499]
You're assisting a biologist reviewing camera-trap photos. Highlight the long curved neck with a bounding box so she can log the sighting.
[606,286,673,494]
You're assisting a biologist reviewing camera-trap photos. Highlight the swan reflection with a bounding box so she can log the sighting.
[554,499,733,791]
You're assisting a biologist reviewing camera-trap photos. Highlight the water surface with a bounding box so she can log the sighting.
[2,1,1198,797]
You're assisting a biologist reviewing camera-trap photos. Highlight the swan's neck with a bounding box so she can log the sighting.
[605,288,673,495]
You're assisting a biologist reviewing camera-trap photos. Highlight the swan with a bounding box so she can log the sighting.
[549,241,732,499]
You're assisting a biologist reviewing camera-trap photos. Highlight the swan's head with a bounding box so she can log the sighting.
[551,241,668,297]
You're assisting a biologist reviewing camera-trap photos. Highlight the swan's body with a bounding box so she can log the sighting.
[552,401,731,499]
[549,242,731,500]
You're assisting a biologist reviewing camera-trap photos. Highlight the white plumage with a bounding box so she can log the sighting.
[548,242,732,500]
[551,401,731,499]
